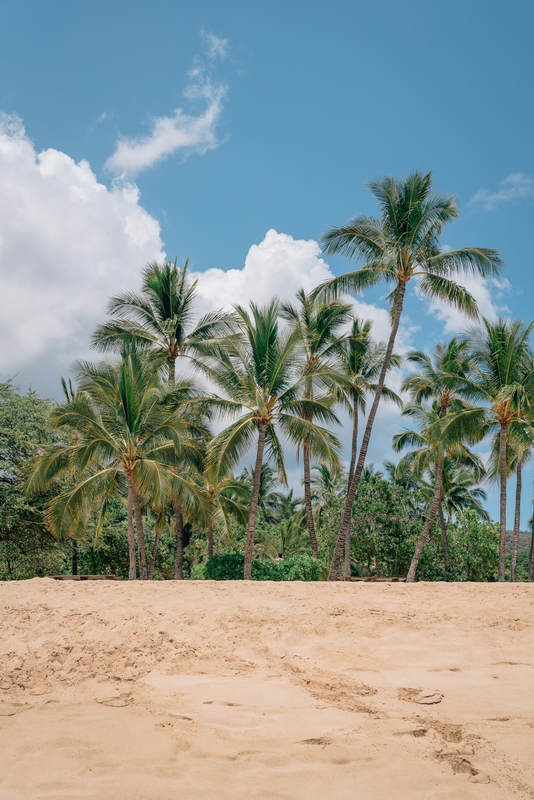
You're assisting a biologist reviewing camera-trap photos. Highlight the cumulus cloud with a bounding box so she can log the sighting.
[190,229,408,348]
[420,274,510,334]
[0,115,164,378]
[470,172,534,210]
[105,36,227,178]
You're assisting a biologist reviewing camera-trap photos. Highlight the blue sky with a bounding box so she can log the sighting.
[0,0,533,523]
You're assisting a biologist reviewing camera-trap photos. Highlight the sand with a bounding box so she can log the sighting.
[0,580,533,799]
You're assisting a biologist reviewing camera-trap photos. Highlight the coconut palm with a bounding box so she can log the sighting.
[92,259,233,384]
[393,402,484,581]
[336,317,402,576]
[281,289,350,556]
[401,338,477,569]
[202,300,342,579]
[25,348,207,580]
[422,458,488,571]
[204,470,250,556]
[314,170,502,580]
[458,318,534,581]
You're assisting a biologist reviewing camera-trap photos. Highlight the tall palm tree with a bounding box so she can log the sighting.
[281,289,350,557]
[202,300,342,579]
[401,338,477,570]
[92,260,233,383]
[314,170,502,580]
[25,348,206,580]
[393,402,483,581]
[459,318,534,581]
[336,317,401,577]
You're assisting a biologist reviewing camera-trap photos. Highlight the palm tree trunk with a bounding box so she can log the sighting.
[406,458,445,582]
[510,459,522,582]
[131,483,148,580]
[71,538,78,576]
[174,502,184,580]
[348,405,358,486]
[438,503,451,572]
[528,512,534,582]
[168,356,176,386]
[303,446,319,558]
[208,519,214,558]
[328,280,406,580]
[498,424,508,582]
[244,421,268,580]
[126,476,137,580]
[344,407,358,578]
[148,526,162,580]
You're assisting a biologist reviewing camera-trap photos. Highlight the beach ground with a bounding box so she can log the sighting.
[1,579,533,799]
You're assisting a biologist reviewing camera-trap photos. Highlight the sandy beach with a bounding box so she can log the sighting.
[1,579,533,799]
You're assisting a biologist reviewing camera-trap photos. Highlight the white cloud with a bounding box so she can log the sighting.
[0,115,164,377]
[470,172,534,210]
[201,30,228,60]
[190,229,411,350]
[421,274,510,334]
[105,42,227,177]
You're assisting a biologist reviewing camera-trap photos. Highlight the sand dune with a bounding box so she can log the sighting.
[1,579,533,799]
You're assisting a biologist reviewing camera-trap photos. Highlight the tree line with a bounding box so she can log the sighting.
[4,170,534,582]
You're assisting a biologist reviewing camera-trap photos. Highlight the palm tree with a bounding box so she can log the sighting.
[458,318,534,581]
[281,289,350,557]
[336,317,402,576]
[401,338,477,570]
[314,170,502,580]
[422,458,488,571]
[204,470,250,557]
[25,348,206,580]
[202,300,342,579]
[393,402,483,581]
[92,260,233,383]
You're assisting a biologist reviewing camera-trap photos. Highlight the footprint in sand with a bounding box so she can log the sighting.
[0,702,32,716]
[96,693,134,708]
[397,687,443,704]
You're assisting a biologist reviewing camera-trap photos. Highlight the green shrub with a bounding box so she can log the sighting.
[190,562,207,580]
[204,552,321,581]
[204,553,245,580]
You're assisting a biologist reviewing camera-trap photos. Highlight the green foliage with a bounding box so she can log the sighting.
[449,510,499,581]
[0,380,62,579]
[203,552,321,581]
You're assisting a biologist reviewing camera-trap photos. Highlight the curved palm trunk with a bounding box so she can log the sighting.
[438,503,451,572]
[131,484,148,580]
[328,281,406,580]
[498,424,508,582]
[348,405,358,487]
[244,421,268,580]
[510,459,522,582]
[174,502,184,580]
[168,355,176,386]
[303,446,319,558]
[208,519,214,558]
[406,458,444,582]
[344,407,358,578]
[126,476,137,580]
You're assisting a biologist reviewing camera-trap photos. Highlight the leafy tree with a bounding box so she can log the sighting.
[314,170,502,579]
[281,289,350,556]
[458,318,534,580]
[0,380,62,578]
[202,300,341,578]
[25,349,207,580]
[335,316,401,576]
[92,259,233,383]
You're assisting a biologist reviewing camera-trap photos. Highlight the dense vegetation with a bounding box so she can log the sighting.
[3,171,534,583]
